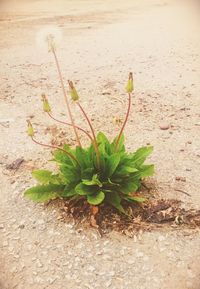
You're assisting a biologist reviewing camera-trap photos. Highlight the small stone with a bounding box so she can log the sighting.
[175,176,186,182]
[6,158,24,170]
[159,123,170,130]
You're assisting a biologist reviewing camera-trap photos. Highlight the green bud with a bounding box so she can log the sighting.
[41,94,51,112]
[126,72,134,93]
[27,120,34,137]
[68,80,79,101]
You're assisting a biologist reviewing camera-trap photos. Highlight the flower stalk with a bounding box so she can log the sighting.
[27,121,79,165]
[47,111,93,142]
[47,36,81,147]
[115,72,133,151]
[68,80,101,170]
[77,101,101,170]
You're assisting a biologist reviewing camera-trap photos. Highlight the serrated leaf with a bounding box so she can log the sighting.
[32,170,59,185]
[106,192,126,214]
[87,191,105,205]
[24,184,64,202]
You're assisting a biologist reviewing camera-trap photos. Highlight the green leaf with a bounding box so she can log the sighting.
[32,170,60,185]
[87,191,105,205]
[61,183,77,197]
[120,181,138,194]
[60,164,80,183]
[106,192,126,214]
[81,168,94,179]
[76,146,91,168]
[106,154,121,177]
[97,132,110,145]
[124,195,146,203]
[75,183,96,196]
[131,146,153,166]
[140,164,154,178]
[111,133,125,153]
[82,174,102,187]
[53,149,73,166]
[116,166,138,175]
[24,184,64,202]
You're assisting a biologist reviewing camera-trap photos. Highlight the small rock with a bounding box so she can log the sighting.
[175,176,186,182]
[6,158,24,170]
[159,123,170,130]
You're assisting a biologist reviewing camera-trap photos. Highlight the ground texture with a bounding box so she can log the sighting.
[0,0,200,288]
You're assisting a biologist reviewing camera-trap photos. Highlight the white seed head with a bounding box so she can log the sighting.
[36,25,62,52]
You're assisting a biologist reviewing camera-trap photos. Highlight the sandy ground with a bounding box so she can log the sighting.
[0,0,200,288]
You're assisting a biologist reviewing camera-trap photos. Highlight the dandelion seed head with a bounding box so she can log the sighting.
[36,25,63,52]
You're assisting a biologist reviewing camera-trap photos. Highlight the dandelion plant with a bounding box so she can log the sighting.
[24,32,154,214]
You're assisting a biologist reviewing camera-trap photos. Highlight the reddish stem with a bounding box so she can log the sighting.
[115,92,132,151]
[51,48,81,147]
[76,102,100,170]
[47,112,93,142]
[31,136,79,166]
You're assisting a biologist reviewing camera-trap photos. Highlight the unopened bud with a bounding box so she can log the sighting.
[27,120,34,137]
[126,72,134,93]
[41,93,51,112]
[68,80,79,101]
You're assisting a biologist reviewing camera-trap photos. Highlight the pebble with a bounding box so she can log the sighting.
[175,176,186,182]
[159,123,170,130]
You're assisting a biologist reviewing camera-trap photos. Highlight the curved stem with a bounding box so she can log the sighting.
[31,136,79,166]
[115,92,132,151]
[76,102,100,170]
[47,112,93,142]
[51,48,81,147]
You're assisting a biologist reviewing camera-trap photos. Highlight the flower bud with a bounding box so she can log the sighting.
[41,93,51,112]
[27,120,34,137]
[126,72,134,93]
[68,80,79,101]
